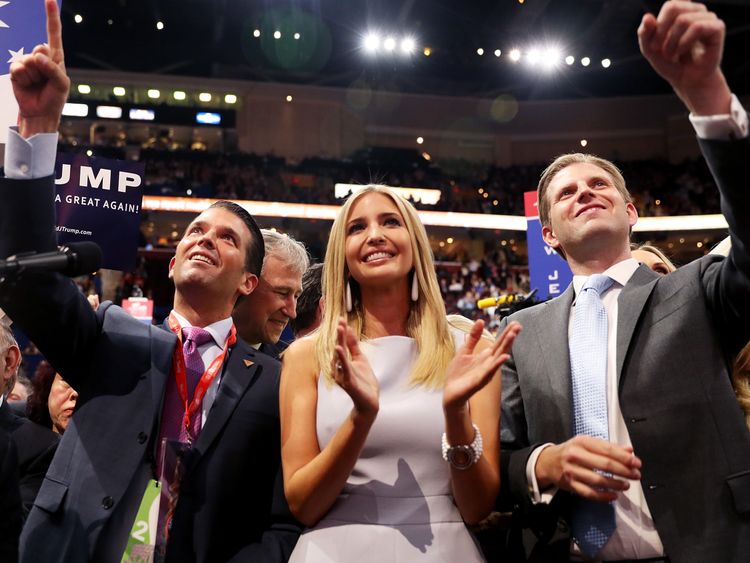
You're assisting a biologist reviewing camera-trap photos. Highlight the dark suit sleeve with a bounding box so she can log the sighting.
[0,429,22,562]
[698,133,750,355]
[0,174,103,390]
[13,422,59,517]
[226,466,302,563]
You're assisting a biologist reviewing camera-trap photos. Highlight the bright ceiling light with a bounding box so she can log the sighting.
[476,48,484,56]
[294,32,301,40]
[77,84,91,94]
[173,90,187,101]
[494,49,501,57]
[416,136,424,145]
[147,89,160,99]
[581,56,591,67]
[253,29,261,38]
[383,37,396,52]
[509,48,521,62]
[199,92,212,102]
[273,30,281,39]
[543,47,561,68]
[565,55,575,65]
[364,33,380,52]
[423,47,432,57]
[526,48,541,65]
[401,37,415,54]
[112,86,126,97]
[224,94,237,104]
[580,139,588,147]
[74,14,83,24]
[601,58,611,68]
[286,95,293,102]
[156,21,164,31]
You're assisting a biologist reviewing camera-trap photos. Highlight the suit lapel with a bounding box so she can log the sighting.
[187,343,261,470]
[616,264,659,386]
[535,284,576,436]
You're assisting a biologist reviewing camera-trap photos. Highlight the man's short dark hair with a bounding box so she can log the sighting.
[290,262,323,337]
[208,201,265,276]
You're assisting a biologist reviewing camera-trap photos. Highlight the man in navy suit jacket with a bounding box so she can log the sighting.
[0,2,300,561]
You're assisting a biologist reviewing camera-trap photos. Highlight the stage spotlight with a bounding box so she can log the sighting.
[294,32,301,40]
[494,49,501,57]
[113,86,126,97]
[581,57,591,67]
[580,139,588,147]
[384,37,396,52]
[286,95,293,102]
[273,30,281,39]
[601,58,611,68]
[147,89,160,99]
[173,91,187,101]
[363,33,380,53]
[509,48,521,62]
[74,14,83,24]
[253,29,261,38]
[565,55,575,65]
[526,48,541,65]
[416,136,424,145]
[543,47,561,69]
[225,94,237,104]
[477,48,484,56]
[156,21,164,31]
[423,47,432,57]
[77,84,91,94]
[401,37,416,54]
[199,92,212,102]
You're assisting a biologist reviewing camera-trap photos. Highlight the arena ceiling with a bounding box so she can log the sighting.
[62,0,750,100]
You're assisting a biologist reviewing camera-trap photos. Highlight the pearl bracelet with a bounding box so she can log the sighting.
[441,423,483,470]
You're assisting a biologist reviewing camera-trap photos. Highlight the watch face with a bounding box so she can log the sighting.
[447,444,475,470]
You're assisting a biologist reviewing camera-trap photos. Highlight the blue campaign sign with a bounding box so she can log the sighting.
[524,191,572,301]
[0,1,63,143]
[54,153,145,271]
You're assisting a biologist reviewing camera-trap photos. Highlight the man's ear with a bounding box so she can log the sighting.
[626,202,638,228]
[238,273,259,297]
[2,345,21,393]
[167,256,176,280]
[541,224,561,251]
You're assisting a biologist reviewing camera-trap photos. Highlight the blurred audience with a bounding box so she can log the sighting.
[290,263,324,338]
[28,361,78,435]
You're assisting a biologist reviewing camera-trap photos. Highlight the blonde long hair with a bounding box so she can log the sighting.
[733,343,750,431]
[316,185,454,388]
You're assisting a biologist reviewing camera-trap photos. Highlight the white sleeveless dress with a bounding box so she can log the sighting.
[288,332,486,562]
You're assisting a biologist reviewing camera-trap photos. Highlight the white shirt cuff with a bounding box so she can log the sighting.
[689,94,748,140]
[526,443,559,504]
[4,127,58,179]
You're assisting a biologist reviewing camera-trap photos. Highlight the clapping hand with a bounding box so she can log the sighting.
[10,0,69,137]
[443,319,521,413]
[333,318,379,418]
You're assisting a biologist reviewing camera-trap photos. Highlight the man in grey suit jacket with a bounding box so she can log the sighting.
[500,3,750,562]
[0,2,300,561]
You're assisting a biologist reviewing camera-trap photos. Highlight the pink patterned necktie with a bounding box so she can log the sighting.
[159,326,215,452]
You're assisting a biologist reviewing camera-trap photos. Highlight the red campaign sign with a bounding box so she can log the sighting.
[524,191,539,219]
[122,298,154,322]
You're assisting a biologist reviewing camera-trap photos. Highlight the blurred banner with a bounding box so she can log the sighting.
[524,191,572,301]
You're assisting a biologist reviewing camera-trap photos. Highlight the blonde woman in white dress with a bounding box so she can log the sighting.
[281,185,521,562]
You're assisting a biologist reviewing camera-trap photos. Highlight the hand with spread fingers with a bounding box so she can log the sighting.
[638,0,730,115]
[332,318,379,419]
[443,319,521,413]
[10,0,70,138]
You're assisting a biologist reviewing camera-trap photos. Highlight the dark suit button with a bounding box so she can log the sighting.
[137,432,148,444]
[102,496,114,510]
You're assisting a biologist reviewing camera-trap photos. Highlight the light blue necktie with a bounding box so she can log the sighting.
[569,273,616,558]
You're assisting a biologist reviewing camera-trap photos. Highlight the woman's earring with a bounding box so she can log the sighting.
[411,271,419,302]
[345,279,353,312]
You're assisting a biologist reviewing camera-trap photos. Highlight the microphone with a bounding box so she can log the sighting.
[477,288,538,310]
[477,294,523,310]
[0,242,102,277]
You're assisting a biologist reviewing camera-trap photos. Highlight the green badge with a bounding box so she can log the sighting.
[121,479,161,563]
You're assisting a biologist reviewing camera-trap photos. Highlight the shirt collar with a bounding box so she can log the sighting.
[170,310,233,347]
[572,258,640,297]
